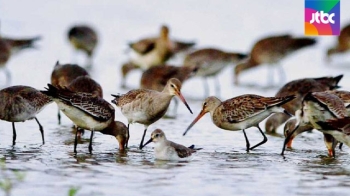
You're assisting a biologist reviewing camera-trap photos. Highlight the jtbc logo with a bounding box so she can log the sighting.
[310,11,335,24]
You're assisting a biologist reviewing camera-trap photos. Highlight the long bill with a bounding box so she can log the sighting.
[140,138,153,149]
[281,124,299,156]
[176,91,193,114]
[183,109,207,136]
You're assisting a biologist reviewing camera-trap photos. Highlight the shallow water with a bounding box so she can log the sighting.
[1,1,350,195]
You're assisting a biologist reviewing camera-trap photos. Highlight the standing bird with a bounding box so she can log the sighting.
[111,78,193,149]
[140,64,197,117]
[51,61,90,124]
[326,24,350,62]
[282,92,348,157]
[183,94,295,152]
[234,34,316,86]
[184,48,247,97]
[0,85,52,145]
[265,75,342,134]
[141,129,199,161]
[130,25,173,70]
[41,84,128,153]
[68,25,98,68]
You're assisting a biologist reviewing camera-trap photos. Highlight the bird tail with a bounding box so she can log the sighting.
[188,145,203,151]
[5,36,41,50]
[289,37,316,50]
[314,74,343,90]
[41,84,74,103]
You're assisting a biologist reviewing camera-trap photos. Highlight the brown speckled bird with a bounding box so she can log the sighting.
[265,75,342,134]
[184,94,295,152]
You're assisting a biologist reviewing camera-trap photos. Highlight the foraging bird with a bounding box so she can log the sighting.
[112,78,193,149]
[42,84,128,153]
[183,94,295,152]
[282,91,348,157]
[51,61,90,124]
[234,34,316,86]
[141,129,199,161]
[68,25,98,67]
[283,90,350,155]
[265,75,342,134]
[184,48,247,97]
[326,24,350,62]
[0,85,52,145]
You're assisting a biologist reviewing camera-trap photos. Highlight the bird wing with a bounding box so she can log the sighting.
[170,141,193,158]
[113,89,151,107]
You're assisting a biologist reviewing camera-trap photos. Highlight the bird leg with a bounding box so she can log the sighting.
[139,127,148,149]
[249,125,268,150]
[242,129,250,152]
[34,117,45,144]
[57,107,61,125]
[267,65,275,87]
[12,122,16,146]
[214,76,221,98]
[126,124,130,148]
[202,77,210,98]
[74,126,78,154]
[88,130,94,154]
[5,68,11,86]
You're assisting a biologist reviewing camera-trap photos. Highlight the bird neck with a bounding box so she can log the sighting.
[100,121,118,136]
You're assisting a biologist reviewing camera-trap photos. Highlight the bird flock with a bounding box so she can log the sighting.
[0,23,350,161]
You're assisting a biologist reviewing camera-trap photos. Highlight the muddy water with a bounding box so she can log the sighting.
[1,1,350,195]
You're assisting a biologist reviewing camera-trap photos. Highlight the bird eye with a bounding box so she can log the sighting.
[170,84,175,88]
[155,133,160,137]
[203,102,207,107]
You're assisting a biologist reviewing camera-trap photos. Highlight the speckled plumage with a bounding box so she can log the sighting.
[0,85,52,145]
[184,94,295,151]
[265,75,342,133]
[42,84,127,153]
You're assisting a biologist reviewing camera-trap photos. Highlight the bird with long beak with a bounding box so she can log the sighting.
[141,129,199,161]
[41,84,128,153]
[112,78,192,149]
[281,91,348,157]
[183,94,295,152]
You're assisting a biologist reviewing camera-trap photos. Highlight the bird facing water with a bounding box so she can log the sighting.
[141,129,199,161]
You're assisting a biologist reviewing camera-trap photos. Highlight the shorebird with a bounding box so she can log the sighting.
[2,36,41,54]
[315,117,350,148]
[282,90,350,153]
[140,64,197,117]
[326,24,350,62]
[265,75,343,134]
[41,84,128,153]
[111,78,193,149]
[234,34,316,86]
[282,91,348,157]
[68,25,98,67]
[130,25,173,70]
[121,25,195,89]
[184,48,247,97]
[51,61,91,124]
[0,85,52,145]
[183,94,295,152]
[141,129,199,161]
